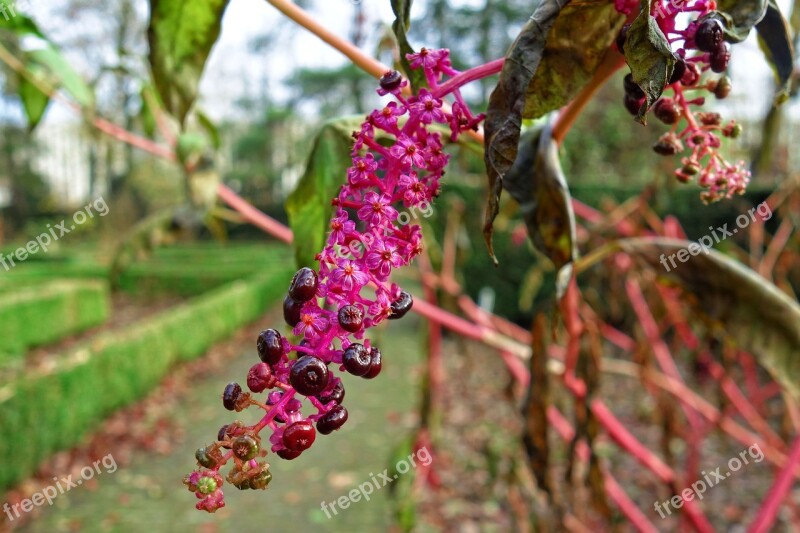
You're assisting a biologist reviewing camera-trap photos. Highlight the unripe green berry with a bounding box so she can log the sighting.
[197,476,218,495]
[195,446,218,469]
[232,435,259,461]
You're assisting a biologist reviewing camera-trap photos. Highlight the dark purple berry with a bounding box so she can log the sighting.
[616,23,631,54]
[217,424,229,442]
[317,379,345,405]
[289,355,329,396]
[379,70,403,91]
[342,343,372,377]
[283,420,316,451]
[283,296,304,327]
[388,291,413,320]
[277,448,302,460]
[363,347,382,379]
[669,58,686,84]
[223,382,242,411]
[289,267,318,301]
[338,305,364,332]
[232,435,259,460]
[257,329,284,365]
[247,362,275,393]
[623,73,645,99]
[710,42,730,73]
[623,93,644,116]
[316,405,349,435]
[695,18,724,52]
[653,98,680,125]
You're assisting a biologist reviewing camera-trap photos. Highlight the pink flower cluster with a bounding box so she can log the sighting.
[185,48,484,513]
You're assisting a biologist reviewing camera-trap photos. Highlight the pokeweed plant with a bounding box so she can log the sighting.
[3,0,799,529]
[180,0,796,515]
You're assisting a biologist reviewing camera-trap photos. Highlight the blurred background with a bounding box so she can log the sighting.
[1,0,799,531]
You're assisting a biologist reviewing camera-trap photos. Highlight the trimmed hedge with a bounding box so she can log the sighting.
[0,281,110,361]
[117,243,284,296]
[0,265,293,491]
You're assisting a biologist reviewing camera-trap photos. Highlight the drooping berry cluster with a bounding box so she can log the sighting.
[618,3,749,203]
[185,48,484,513]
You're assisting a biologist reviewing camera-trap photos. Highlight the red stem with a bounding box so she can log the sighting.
[748,434,800,533]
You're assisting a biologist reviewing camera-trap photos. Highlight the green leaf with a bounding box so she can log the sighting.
[196,109,221,149]
[523,1,626,120]
[714,0,768,41]
[580,237,800,398]
[504,121,576,296]
[0,11,43,36]
[139,84,159,138]
[755,0,795,103]
[1,14,94,129]
[390,0,425,91]
[286,117,364,269]
[482,0,570,264]
[148,0,231,125]
[26,45,93,108]
[622,2,675,124]
[17,70,49,130]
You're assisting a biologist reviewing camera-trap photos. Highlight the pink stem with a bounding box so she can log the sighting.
[748,434,800,533]
[217,184,294,243]
[432,58,504,99]
[547,407,660,532]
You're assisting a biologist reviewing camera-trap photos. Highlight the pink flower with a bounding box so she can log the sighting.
[371,101,405,130]
[390,135,427,169]
[348,154,378,185]
[195,489,226,513]
[409,90,446,124]
[407,48,445,71]
[368,291,393,323]
[330,259,370,291]
[329,210,355,245]
[293,306,330,337]
[398,172,429,207]
[366,240,404,279]
[357,192,399,226]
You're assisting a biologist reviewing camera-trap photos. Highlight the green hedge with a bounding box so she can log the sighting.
[0,281,110,361]
[0,265,293,491]
[117,243,285,296]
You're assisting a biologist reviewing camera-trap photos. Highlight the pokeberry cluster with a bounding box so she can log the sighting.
[617,3,749,203]
[185,47,484,513]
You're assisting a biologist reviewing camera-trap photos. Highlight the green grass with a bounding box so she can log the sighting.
[0,264,293,492]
